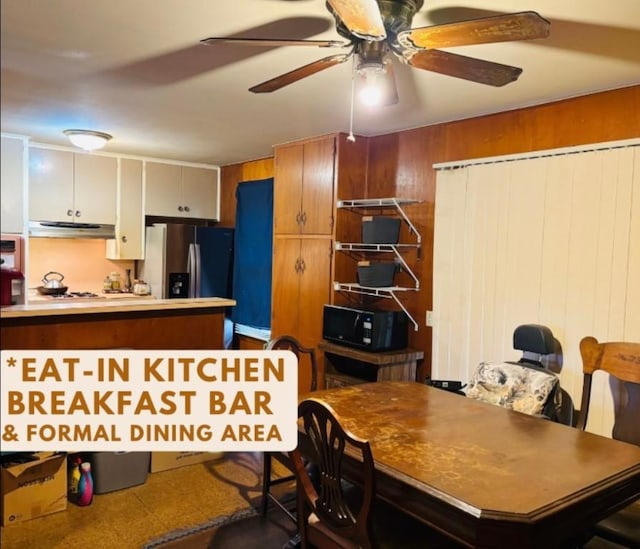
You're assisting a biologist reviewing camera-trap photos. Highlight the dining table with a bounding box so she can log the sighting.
[297,381,640,549]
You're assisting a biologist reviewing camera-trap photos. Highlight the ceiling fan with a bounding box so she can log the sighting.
[201,0,550,105]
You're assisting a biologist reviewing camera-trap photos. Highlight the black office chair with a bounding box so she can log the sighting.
[577,336,640,549]
[260,335,318,523]
[465,324,573,422]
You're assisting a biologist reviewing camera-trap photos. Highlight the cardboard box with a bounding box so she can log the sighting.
[1,452,67,526]
[150,451,223,473]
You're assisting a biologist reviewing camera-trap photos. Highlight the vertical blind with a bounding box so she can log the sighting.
[432,140,639,437]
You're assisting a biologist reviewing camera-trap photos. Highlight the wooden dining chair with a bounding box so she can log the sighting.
[577,336,640,548]
[260,335,318,523]
[291,398,462,549]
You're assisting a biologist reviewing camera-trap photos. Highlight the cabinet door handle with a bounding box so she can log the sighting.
[75,210,81,218]
[294,258,301,273]
[299,258,306,273]
[184,206,190,212]
[67,209,74,217]
[178,206,184,212]
[121,235,128,243]
[296,212,302,225]
[301,211,307,225]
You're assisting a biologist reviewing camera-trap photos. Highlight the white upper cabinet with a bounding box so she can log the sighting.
[29,147,117,225]
[73,153,118,224]
[144,161,180,217]
[1,135,27,234]
[106,158,144,260]
[181,166,219,220]
[144,161,219,220]
[29,148,73,223]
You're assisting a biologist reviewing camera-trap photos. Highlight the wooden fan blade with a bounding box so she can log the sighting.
[249,53,352,93]
[327,0,386,40]
[400,11,550,49]
[201,37,348,48]
[406,49,522,87]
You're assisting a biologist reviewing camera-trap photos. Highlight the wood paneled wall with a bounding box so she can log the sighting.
[365,85,640,382]
[218,85,640,380]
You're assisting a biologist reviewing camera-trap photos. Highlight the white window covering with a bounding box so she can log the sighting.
[432,140,640,437]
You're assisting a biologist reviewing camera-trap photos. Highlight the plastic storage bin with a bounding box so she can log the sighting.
[88,452,150,494]
[362,216,401,244]
[357,261,397,287]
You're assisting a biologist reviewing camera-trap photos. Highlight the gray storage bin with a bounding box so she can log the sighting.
[357,261,397,287]
[362,216,401,244]
[89,452,150,494]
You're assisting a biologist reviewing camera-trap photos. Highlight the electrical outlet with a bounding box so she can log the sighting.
[426,310,434,327]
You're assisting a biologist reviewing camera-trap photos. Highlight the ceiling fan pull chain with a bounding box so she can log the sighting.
[347,54,356,143]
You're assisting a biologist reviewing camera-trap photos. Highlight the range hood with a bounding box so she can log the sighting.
[28,221,116,239]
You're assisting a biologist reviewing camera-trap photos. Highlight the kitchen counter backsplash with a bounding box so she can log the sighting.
[28,237,134,294]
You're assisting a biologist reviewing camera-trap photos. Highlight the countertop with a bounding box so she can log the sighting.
[26,289,155,303]
[0,297,236,319]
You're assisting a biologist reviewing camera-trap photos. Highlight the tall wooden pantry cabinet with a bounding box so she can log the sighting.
[270,133,368,388]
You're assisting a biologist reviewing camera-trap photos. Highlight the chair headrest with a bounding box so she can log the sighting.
[513,324,555,355]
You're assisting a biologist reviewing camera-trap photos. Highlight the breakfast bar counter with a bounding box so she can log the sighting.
[0,297,235,350]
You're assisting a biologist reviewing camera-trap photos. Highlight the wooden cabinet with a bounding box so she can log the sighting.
[106,158,144,259]
[145,161,219,220]
[29,148,117,225]
[1,135,27,234]
[319,340,423,388]
[274,136,335,235]
[270,133,369,353]
[271,236,333,348]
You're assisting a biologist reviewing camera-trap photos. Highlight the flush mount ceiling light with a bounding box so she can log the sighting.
[63,129,112,151]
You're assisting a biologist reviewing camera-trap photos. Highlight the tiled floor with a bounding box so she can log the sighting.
[1,452,272,549]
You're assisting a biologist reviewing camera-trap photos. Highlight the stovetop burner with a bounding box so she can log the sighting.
[51,291,101,299]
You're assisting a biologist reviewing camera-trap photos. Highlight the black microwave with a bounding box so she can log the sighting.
[322,305,408,352]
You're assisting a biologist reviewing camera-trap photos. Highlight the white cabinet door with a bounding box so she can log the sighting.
[29,148,117,225]
[144,161,182,217]
[74,154,117,224]
[145,162,219,220]
[29,148,74,223]
[182,166,219,220]
[107,158,143,259]
[1,136,27,233]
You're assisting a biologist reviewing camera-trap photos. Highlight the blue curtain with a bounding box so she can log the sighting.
[231,178,274,329]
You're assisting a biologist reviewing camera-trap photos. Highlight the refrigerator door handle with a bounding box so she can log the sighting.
[195,243,202,298]
[188,243,200,298]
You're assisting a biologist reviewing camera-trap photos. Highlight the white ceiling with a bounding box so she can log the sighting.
[1,0,639,166]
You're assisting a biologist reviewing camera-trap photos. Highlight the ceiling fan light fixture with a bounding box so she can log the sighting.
[358,63,386,107]
[63,129,112,151]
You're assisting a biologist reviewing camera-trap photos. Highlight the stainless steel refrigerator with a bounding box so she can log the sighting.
[138,223,234,300]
